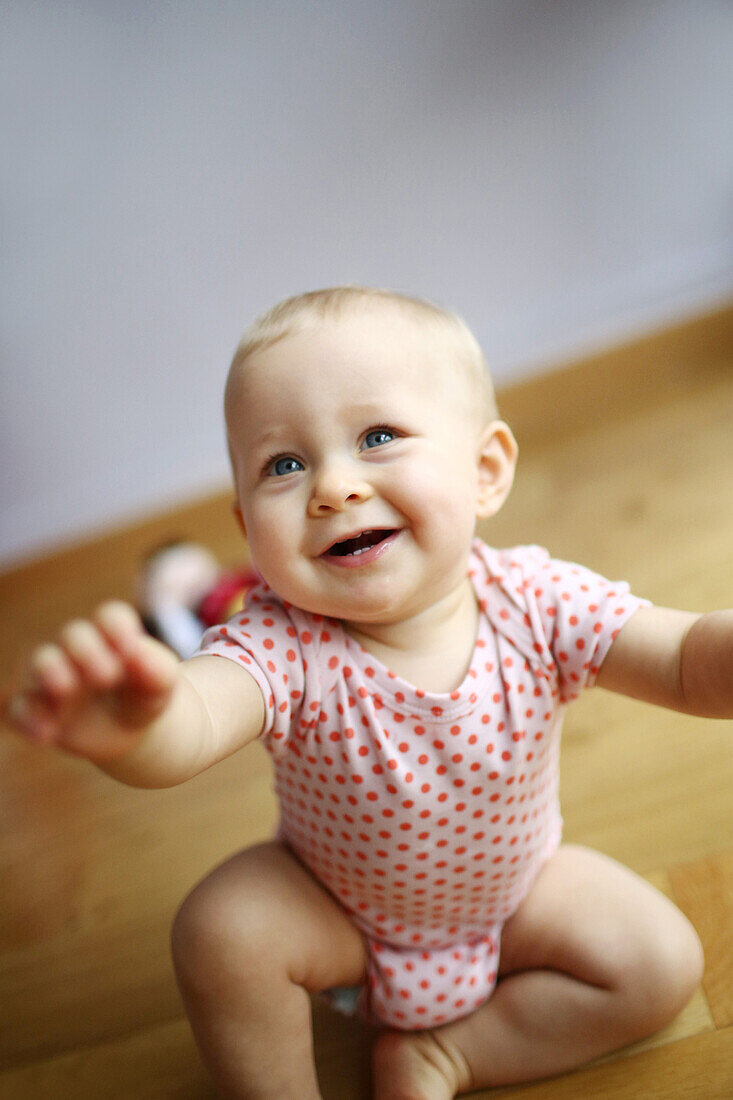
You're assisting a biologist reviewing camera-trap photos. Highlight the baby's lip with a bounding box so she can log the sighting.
[319,527,399,557]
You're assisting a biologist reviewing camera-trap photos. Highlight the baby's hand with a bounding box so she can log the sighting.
[3,601,180,764]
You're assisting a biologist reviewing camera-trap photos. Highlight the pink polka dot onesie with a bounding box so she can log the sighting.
[196,541,647,1030]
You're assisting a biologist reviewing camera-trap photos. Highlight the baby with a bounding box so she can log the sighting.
[9,285,731,1100]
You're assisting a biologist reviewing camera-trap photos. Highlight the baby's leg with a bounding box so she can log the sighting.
[373,845,704,1099]
[171,840,367,1099]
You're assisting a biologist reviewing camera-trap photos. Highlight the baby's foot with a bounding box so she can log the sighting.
[372,1030,472,1100]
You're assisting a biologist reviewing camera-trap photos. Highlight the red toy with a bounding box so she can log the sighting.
[137,540,260,658]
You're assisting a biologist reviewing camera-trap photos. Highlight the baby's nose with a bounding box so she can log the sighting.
[307,464,374,516]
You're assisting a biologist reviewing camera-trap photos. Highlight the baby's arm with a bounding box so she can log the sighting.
[3,600,265,788]
[597,605,733,718]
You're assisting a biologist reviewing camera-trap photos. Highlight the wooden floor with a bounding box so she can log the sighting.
[1,307,732,1098]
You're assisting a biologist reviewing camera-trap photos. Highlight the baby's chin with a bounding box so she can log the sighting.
[271,585,412,626]
[249,563,397,618]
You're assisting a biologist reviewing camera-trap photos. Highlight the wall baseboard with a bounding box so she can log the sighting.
[497,302,733,449]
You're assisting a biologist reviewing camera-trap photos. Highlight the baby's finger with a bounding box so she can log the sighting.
[93,600,147,659]
[58,619,125,688]
[94,601,179,696]
[124,633,180,695]
[5,691,60,744]
[29,643,82,701]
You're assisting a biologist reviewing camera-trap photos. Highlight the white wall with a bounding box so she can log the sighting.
[2,1,731,567]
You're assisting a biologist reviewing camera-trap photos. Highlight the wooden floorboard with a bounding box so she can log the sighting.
[670,850,733,1030]
[482,1028,733,1099]
[1,304,731,1096]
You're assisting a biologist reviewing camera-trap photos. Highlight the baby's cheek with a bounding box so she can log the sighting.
[245,529,290,589]
[407,466,471,519]
[396,462,448,502]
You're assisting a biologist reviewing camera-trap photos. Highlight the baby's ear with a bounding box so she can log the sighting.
[475,421,518,519]
[233,503,247,539]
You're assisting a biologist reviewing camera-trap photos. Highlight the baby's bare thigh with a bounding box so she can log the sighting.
[175,840,369,993]
[497,844,698,986]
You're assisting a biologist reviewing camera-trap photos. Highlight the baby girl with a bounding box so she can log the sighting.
[8,286,724,1100]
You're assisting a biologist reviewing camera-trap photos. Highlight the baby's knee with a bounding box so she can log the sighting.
[658,912,704,1007]
[170,873,276,994]
[171,884,223,993]
[623,908,704,1031]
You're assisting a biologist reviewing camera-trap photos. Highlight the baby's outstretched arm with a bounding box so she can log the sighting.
[3,600,265,788]
[597,604,733,718]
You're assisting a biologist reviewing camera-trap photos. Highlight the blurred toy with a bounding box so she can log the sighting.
[137,540,260,658]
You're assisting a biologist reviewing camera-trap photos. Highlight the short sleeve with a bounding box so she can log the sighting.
[194,587,307,746]
[529,554,650,702]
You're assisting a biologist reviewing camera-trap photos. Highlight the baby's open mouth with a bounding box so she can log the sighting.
[324,529,398,557]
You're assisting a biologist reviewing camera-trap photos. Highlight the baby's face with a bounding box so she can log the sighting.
[226,311,501,625]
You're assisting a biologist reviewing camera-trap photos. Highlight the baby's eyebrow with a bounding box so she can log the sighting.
[347,403,386,417]
[249,425,292,449]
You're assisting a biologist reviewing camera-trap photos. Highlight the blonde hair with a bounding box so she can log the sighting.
[226,285,497,427]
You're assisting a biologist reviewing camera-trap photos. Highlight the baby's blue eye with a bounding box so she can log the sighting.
[268,456,304,477]
[363,428,395,449]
